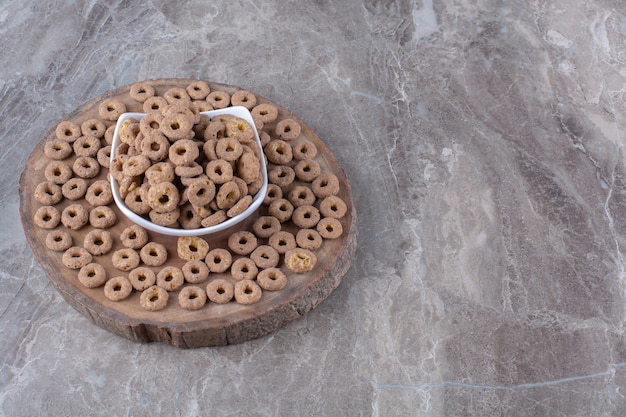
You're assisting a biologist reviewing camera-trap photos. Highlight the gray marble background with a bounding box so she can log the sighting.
[2,0,626,415]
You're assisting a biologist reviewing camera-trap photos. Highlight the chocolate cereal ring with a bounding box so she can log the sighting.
[61,204,89,230]
[85,180,113,206]
[268,198,294,223]
[186,80,211,100]
[123,154,151,177]
[250,245,280,270]
[55,121,82,143]
[179,285,207,310]
[225,117,255,144]
[72,156,100,178]
[187,178,216,207]
[237,152,261,184]
[140,286,169,311]
[231,257,258,281]
[164,87,191,105]
[288,185,316,208]
[228,231,258,255]
[264,140,292,165]
[125,185,151,215]
[292,139,318,160]
[177,236,210,261]
[294,159,321,182]
[252,216,281,238]
[104,276,133,301]
[98,98,126,121]
[216,137,243,161]
[80,119,107,138]
[263,184,283,205]
[206,91,230,109]
[268,165,295,188]
[257,268,287,291]
[205,248,232,273]
[200,210,227,228]
[156,266,184,291]
[275,118,301,140]
[111,248,140,271]
[104,124,116,145]
[269,231,297,255]
[295,228,323,250]
[128,267,157,291]
[206,278,234,304]
[62,246,93,270]
[227,195,252,218]
[145,161,175,185]
[147,181,180,213]
[292,205,321,229]
[34,181,63,205]
[231,90,257,109]
[175,162,203,178]
[285,248,317,274]
[139,112,163,137]
[148,208,180,226]
[83,229,113,256]
[319,195,348,219]
[234,280,262,305]
[96,145,112,168]
[182,260,210,284]
[89,206,117,228]
[206,159,233,184]
[140,242,168,266]
[45,230,73,252]
[251,103,278,123]
[44,139,73,160]
[120,224,149,249]
[169,139,199,165]
[143,96,168,114]
[130,82,155,102]
[203,121,226,142]
[216,180,241,210]
[78,263,107,288]
[140,132,170,162]
[61,178,88,201]
[109,155,126,182]
[160,114,194,140]
[44,160,73,184]
[179,203,203,229]
[317,217,343,239]
[34,206,61,229]
[312,172,340,198]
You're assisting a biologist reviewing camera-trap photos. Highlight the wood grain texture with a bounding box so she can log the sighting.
[19,79,357,348]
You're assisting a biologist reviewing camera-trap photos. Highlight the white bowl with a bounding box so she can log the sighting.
[110,106,268,237]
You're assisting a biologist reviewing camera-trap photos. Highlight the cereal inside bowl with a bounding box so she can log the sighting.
[110,106,268,237]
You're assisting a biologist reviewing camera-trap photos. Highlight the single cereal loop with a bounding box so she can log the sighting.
[111,248,140,272]
[56,121,82,143]
[175,162,204,178]
[275,118,301,141]
[317,217,344,239]
[120,224,149,249]
[149,208,180,226]
[204,248,232,273]
[225,117,255,144]
[269,231,297,254]
[104,276,133,301]
[168,139,199,165]
[257,268,287,291]
[34,181,63,205]
[44,160,73,185]
[89,205,117,228]
[182,260,210,284]
[231,257,258,281]
[250,245,280,270]
[292,205,321,229]
[251,103,278,123]
[80,119,107,138]
[128,267,157,291]
[130,82,155,102]
[98,98,126,121]
[258,131,271,147]
[142,96,168,114]
[78,263,107,288]
[179,203,203,229]
[226,195,252,218]
[125,185,151,215]
[288,185,316,208]
[263,184,283,205]
[97,145,112,168]
[252,216,281,239]
[61,204,89,230]
[186,80,211,100]
[140,286,169,311]
[34,206,61,229]
[144,161,175,185]
[61,177,88,201]
[140,132,170,162]
[268,165,295,188]
[104,124,116,145]
[139,113,164,138]
[233,176,249,199]
[85,180,113,206]
[292,139,318,160]
[147,181,180,213]
[206,278,234,304]
[140,242,168,266]
[44,139,73,160]
[204,121,226,142]
[216,137,243,161]
[179,285,207,310]
[234,280,262,305]
[187,178,216,207]
[228,231,258,256]
[156,266,185,291]
[285,248,318,273]
[264,140,293,165]
[62,246,93,270]
[231,90,257,109]
[120,119,141,145]
[312,172,341,198]
[200,210,227,227]
[160,114,194,140]
[268,198,294,223]
[83,229,113,256]
[177,236,210,261]
[73,156,100,178]
[206,159,233,184]
[123,154,151,177]
[216,180,241,210]
[45,230,73,251]
[109,155,127,181]
[320,195,348,219]
[117,176,141,200]
[294,159,321,182]
[206,91,230,109]
[164,87,191,105]
[237,152,261,184]
[296,228,323,250]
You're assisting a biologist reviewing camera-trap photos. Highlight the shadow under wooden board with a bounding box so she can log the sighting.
[19,79,357,348]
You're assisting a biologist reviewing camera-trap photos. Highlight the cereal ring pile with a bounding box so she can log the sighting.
[30,80,349,313]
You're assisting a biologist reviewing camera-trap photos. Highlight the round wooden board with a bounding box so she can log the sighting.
[19,79,357,348]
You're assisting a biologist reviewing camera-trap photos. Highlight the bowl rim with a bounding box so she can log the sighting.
[109,106,268,237]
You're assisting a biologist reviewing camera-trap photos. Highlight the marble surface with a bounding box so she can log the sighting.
[2,0,626,415]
